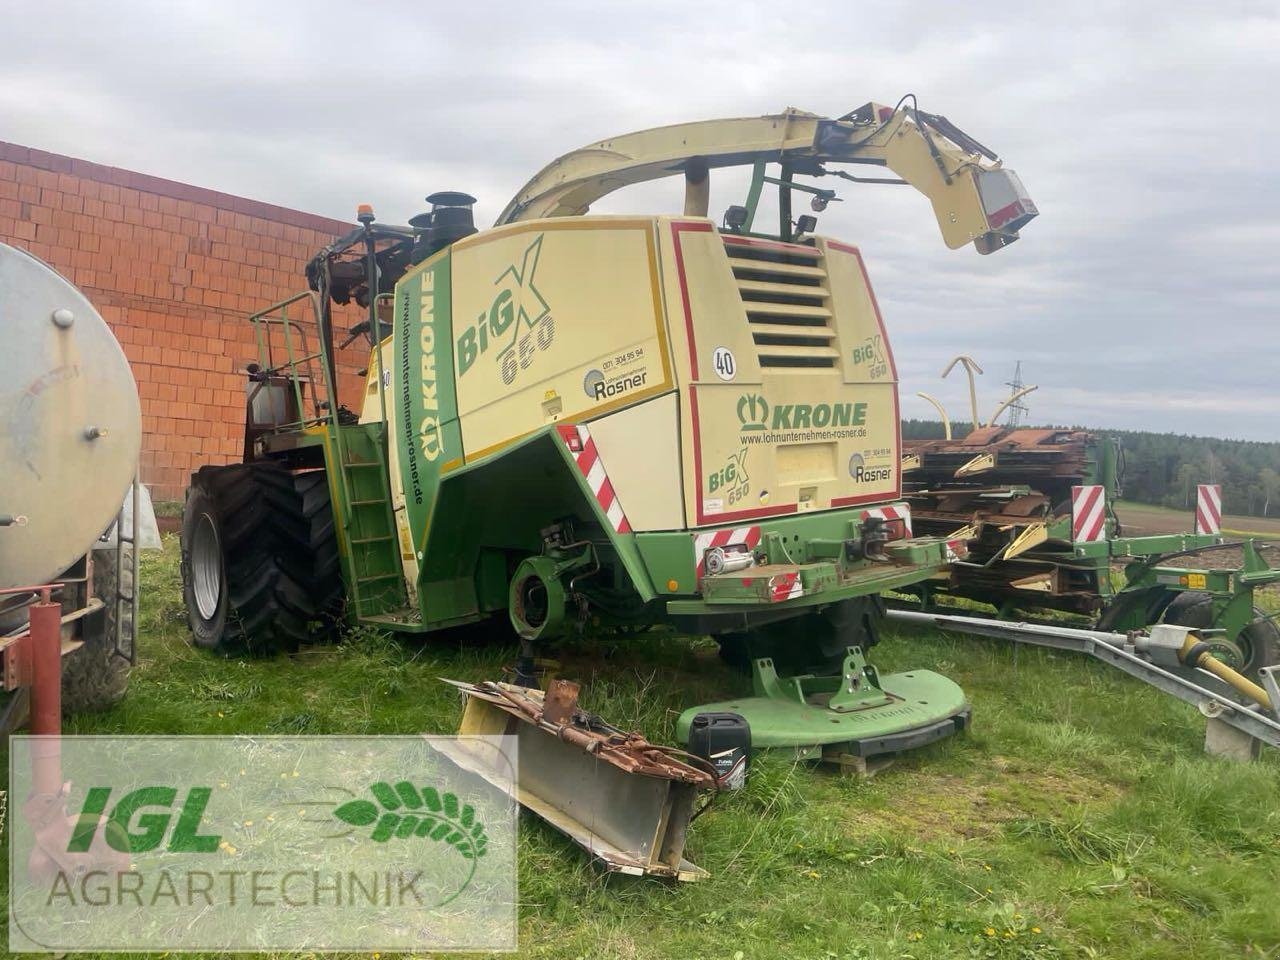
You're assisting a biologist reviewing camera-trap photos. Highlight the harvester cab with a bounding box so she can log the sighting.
[182,99,1036,763]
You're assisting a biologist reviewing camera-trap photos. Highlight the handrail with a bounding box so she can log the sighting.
[247,290,331,421]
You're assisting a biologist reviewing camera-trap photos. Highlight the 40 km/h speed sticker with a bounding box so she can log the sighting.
[712,346,737,381]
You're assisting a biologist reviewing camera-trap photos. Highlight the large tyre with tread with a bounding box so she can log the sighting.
[1163,590,1279,679]
[181,461,342,655]
[60,551,132,713]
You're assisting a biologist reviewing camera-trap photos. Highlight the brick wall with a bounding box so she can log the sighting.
[0,141,371,502]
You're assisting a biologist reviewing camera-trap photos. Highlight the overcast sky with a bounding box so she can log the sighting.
[4,1,1277,440]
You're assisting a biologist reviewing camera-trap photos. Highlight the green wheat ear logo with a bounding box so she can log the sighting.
[333,782,487,860]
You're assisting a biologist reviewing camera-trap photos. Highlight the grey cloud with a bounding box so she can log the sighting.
[2,0,1276,439]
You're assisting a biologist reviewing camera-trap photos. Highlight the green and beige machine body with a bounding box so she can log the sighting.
[364,214,967,637]
[184,100,1037,756]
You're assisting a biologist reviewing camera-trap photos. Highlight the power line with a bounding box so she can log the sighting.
[1004,361,1029,428]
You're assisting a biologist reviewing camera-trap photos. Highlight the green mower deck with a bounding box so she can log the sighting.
[677,647,970,763]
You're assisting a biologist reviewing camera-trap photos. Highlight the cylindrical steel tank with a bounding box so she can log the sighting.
[0,241,142,588]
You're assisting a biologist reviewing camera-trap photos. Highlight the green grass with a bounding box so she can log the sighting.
[5,536,1280,959]
[150,499,184,519]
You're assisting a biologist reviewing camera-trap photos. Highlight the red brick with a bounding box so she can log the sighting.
[0,141,363,499]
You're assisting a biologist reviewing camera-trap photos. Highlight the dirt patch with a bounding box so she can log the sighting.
[843,758,1121,840]
[1116,502,1280,539]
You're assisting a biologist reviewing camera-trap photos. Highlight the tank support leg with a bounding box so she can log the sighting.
[28,596,63,781]
[23,594,73,881]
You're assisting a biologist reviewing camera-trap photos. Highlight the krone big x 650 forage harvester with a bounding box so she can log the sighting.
[180,101,1036,753]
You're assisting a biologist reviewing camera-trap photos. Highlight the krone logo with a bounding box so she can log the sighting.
[418,274,443,462]
[736,393,769,431]
[420,418,442,461]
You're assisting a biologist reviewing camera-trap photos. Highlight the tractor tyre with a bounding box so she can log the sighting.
[181,462,341,656]
[60,551,132,714]
[294,469,346,634]
[1163,590,1279,679]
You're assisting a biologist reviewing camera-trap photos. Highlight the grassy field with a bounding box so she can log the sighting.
[4,537,1280,959]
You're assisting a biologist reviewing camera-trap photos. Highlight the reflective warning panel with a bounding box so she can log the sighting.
[1196,484,1222,536]
[1071,484,1107,542]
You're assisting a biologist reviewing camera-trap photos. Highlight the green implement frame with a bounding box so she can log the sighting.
[676,646,970,770]
[910,532,1280,675]
[1096,539,1280,667]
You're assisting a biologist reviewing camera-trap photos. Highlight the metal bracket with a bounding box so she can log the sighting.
[1259,666,1280,721]
[751,646,891,713]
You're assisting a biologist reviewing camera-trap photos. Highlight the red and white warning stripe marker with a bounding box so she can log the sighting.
[768,571,803,602]
[1195,484,1222,536]
[860,503,913,537]
[692,525,761,580]
[1071,484,1107,542]
[556,424,631,534]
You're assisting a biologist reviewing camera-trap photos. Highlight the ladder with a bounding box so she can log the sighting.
[330,422,407,622]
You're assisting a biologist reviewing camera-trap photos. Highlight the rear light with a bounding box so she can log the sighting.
[556,424,584,453]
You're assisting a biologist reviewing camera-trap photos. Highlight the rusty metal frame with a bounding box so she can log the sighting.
[437,679,714,880]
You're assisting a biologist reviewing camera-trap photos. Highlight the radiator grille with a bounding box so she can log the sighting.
[724,239,836,369]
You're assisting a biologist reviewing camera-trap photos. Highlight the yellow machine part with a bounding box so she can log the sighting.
[383,214,908,533]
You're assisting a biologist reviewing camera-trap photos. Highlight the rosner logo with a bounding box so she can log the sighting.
[456,234,556,385]
[583,367,648,401]
[848,452,892,483]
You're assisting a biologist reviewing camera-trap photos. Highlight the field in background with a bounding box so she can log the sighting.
[1116,500,1280,539]
[3,536,1278,959]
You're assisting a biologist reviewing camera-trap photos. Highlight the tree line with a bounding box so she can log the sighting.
[901,420,1280,518]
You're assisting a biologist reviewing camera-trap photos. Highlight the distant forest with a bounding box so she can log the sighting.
[901,420,1280,518]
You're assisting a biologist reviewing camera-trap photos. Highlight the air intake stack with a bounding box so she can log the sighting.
[410,191,478,263]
